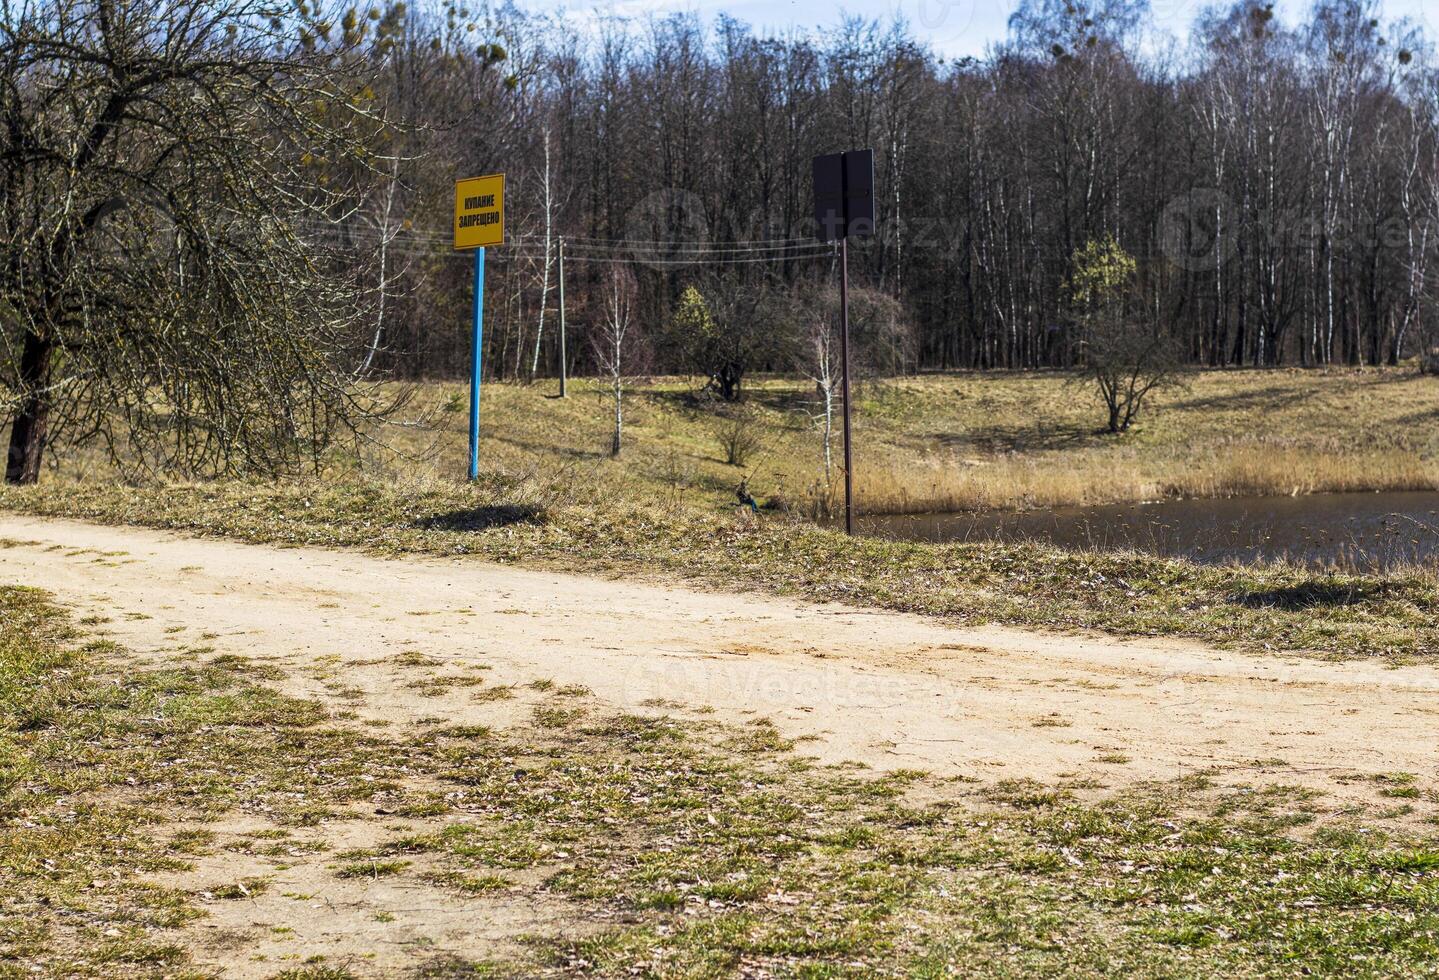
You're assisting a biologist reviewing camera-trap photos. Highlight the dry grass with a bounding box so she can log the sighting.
[1158,444,1437,500]
[853,455,1142,513]
[30,366,1437,517]
[854,443,1437,514]
[4,366,1438,660]
[839,369,1439,514]
[366,367,1439,517]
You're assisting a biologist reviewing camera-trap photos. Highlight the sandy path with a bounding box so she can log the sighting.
[2,514,1436,804]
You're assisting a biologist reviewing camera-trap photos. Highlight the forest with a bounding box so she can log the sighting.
[6,0,1439,485]
[336,0,1439,378]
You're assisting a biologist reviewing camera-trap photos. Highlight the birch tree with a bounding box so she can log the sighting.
[805,290,841,486]
[592,268,640,457]
[528,127,556,381]
[358,157,408,376]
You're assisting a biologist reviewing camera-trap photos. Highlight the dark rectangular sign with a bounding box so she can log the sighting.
[843,149,875,234]
[813,152,845,242]
[812,148,875,242]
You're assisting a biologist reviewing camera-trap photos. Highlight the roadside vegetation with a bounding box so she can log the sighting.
[4,587,1439,977]
[3,370,1437,661]
[16,367,1439,517]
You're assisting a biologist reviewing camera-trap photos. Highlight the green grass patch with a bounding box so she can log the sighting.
[4,587,1439,976]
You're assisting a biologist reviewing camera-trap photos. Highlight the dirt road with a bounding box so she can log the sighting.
[2,514,1435,803]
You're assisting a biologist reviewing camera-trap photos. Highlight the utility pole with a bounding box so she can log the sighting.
[839,237,854,536]
[557,237,567,398]
[812,148,873,535]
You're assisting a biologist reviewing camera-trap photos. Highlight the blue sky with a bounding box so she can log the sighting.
[542,0,1435,59]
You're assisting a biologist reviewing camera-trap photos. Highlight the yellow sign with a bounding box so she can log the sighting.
[454,173,505,250]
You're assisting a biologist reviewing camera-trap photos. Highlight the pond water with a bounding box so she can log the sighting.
[857,491,1439,572]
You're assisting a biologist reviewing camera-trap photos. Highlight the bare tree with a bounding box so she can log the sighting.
[591,268,640,457]
[805,293,840,486]
[845,287,917,375]
[1085,307,1185,433]
[6,0,1439,403]
[798,283,913,484]
[1305,0,1381,364]
[1071,236,1182,432]
[0,0,395,483]
[291,3,1439,382]
[528,127,556,381]
[358,156,410,376]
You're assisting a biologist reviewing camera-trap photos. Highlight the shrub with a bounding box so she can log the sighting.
[713,409,764,467]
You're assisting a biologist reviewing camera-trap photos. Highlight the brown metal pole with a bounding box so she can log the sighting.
[557,237,568,398]
[839,236,854,536]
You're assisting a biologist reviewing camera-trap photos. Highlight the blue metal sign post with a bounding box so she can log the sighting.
[468,247,485,481]
[454,172,504,481]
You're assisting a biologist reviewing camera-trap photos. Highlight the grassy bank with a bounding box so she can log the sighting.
[3,474,1436,661]
[2,368,1437,661]
[839,369,1439,514]
[38,368,1436,517]
[362,368,1438,517]
[5,588,1439,977]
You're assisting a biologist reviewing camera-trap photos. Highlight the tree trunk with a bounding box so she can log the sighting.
[360,158,400,376]
[5,333,54,485]
[610,380,623,458]
[822,384,834,486]
[715,364,742,402]
[530,129,554,382]
[1107,398,1122,435]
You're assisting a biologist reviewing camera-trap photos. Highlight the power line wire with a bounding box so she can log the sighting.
[306,224,835,265]
[540,232,814,245]
[555,251,833,266]
[400,231,819,250]
[560,243,824,255]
